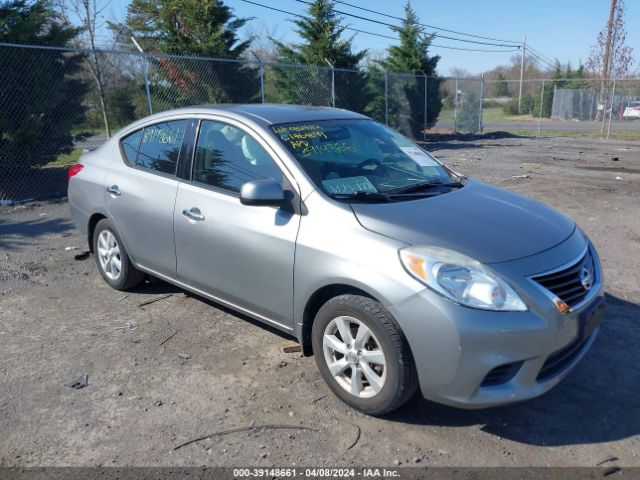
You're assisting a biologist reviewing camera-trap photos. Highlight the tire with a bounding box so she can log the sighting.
[311,294,418,415]
[93,218,145,291]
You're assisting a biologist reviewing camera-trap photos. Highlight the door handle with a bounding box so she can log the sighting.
[182,208,205,222]
[107,185,121,196]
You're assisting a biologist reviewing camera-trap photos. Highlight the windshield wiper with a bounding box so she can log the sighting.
[328,190,445,202]
[389,180,464,195]
[328,191,392,202]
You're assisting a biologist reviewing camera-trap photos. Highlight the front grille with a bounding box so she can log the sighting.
[537,338,588,382]
[481,361,523,387]
[532,249,596,308]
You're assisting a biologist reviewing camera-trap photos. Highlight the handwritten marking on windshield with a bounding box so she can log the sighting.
[302,142,356,157]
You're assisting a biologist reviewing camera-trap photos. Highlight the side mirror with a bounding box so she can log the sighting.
[239,179,286,207]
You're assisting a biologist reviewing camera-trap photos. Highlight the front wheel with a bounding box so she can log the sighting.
[311,294,418,415]
[93,218,145,291]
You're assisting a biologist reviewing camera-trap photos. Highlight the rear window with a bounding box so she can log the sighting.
[120,119,188,175]
[121,129,142,165]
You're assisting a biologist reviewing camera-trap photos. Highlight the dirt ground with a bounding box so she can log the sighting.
[1,135,639,468]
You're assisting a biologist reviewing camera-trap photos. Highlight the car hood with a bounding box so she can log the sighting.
[350,180,575,264]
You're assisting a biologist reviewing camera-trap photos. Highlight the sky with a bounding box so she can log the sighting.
[103,0,640,76]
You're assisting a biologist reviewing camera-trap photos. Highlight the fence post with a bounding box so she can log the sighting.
[331,67,335,108]
[454,77,458,133]
[131,37,153,115]
[252,53,265,103]
[421,72,428,140]
[260,62,265,103]
[478,74,485,134]
[538,80,545,134]
[324,59,335,108]
[142,57,153,115]
[607,78,616,140]
[384,71,389,126]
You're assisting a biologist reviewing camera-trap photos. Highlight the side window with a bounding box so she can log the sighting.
[137,120,188,175]
[119,120,188,175]
[121,129,143,165]
[193,120,283,192]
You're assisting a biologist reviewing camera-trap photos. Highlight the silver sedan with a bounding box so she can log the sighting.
[68,104,604,415]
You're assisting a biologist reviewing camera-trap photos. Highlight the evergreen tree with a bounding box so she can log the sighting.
[494,73,509,97]
[456,91,480,134]
[112,0,258,106]
[0,0,86,173]
[273,0,370,113]
[382,2,441,137]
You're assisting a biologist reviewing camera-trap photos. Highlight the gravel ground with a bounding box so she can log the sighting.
[1,135,639,468]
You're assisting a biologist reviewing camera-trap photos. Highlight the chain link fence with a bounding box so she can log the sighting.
[551,79,640,135]
[1,42,639,202]
[479,77,640,139]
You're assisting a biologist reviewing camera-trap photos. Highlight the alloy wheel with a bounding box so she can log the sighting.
[322,315,387,398]
[97,230,122,281]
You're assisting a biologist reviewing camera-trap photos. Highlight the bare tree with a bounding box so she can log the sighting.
[57,0,113,137]
[587,0,634,78]
[243,21,283,62]
[362,49,386,69]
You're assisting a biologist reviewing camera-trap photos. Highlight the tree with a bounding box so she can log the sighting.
[112,0,258,106]
[494,72,509,97]
[244,20,282,62]
[0,0,86,173]
[382,2,441,138]
[456,91,480,134]
[587,0,634,78]
[273,0,370,113]
[56,0,113,136]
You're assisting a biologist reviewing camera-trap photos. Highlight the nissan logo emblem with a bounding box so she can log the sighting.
[580,267,594,291]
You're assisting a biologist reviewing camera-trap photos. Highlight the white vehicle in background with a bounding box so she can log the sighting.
[622,101,640,120]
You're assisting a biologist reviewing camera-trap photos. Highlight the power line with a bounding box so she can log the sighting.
[346,26,518,52]
[311,0,559,70]
[527,45,557,67]
[334,0,521,45]
[527,48,557,70]
[293,0,520,48]
[239,0,519,53]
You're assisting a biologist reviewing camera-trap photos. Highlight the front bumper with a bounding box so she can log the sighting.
[388,233,604,409]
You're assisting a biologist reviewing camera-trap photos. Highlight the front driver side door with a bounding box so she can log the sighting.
[173,119,300,330]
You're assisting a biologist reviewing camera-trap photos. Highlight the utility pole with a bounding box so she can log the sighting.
[602,0,617,79]
[599,0,617,121]
[518,35,526,114]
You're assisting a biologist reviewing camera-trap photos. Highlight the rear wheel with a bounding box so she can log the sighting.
[93,218,144,291]
[311,294,418,415]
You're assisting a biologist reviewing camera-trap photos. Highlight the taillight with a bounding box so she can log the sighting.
[68,163,84,180]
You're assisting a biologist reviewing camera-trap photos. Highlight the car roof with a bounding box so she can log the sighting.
[158,103,368,125]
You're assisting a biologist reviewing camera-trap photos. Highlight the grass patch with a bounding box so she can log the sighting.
[440,108,539,123]
[439,109,455,121]
[482,108,541,122]
[47,148,84,167]
[486,129,640,140]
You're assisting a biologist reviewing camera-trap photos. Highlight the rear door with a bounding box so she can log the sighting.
[173,118,300,329]
[105,118,191,278]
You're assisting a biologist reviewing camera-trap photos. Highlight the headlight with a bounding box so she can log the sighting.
[399,246,527,311]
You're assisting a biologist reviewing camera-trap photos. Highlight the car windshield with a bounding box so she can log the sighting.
[270,119,458,198]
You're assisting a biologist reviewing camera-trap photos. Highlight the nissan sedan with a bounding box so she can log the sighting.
[68,104,604,415]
